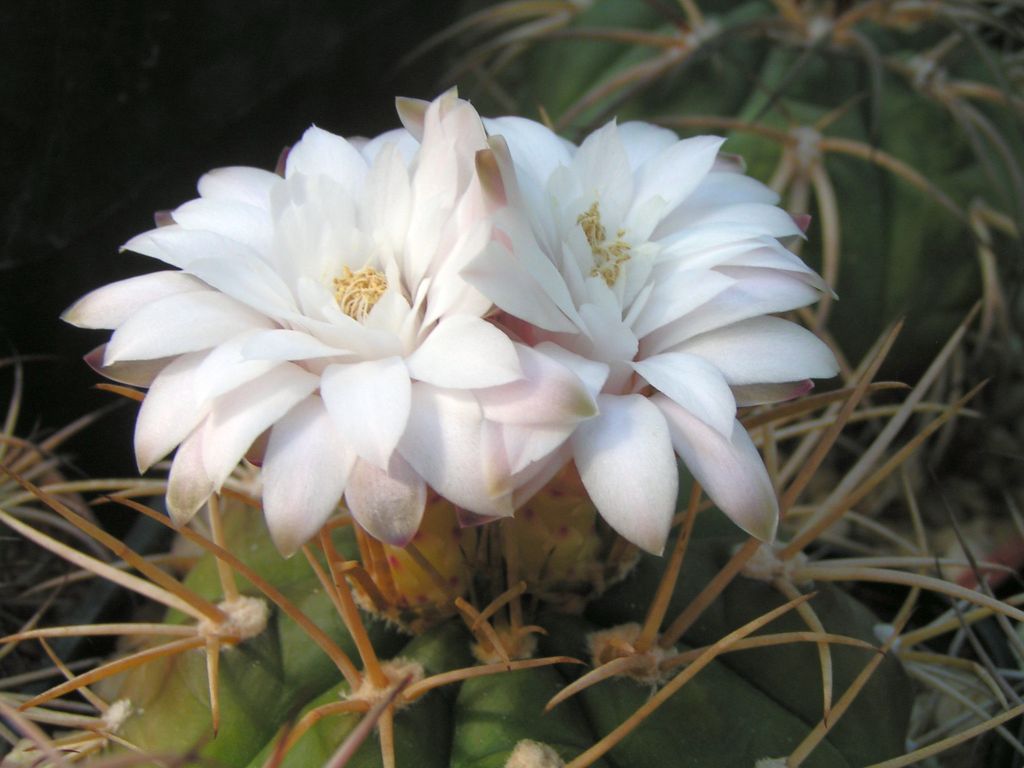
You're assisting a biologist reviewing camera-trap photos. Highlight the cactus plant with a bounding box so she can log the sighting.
[2,16,1024,764]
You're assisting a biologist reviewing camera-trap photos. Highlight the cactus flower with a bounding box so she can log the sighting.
[467,117,839,554]
[64,93,596,555]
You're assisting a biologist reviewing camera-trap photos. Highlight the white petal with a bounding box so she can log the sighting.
[633,352,736,437]
[202,364,320,488]
[320,357,411,470]
[398,383,514,518]
[197,166,279,209]
[461,241,578,334]
[286,126,369,194]
[62,271,206,330]
[192,332,281,403]
[122,226,263,271]
[657,202,803,240]
[135,352,209,472]
[631,135,724,219]
[630,269,735,340]
[476,344,597,426]
[363,142,412,255]
[104,292,275,364]
[678,316,838,384]
[239,329,348,362]
[655,394,777,541]
[616,122,680,170]
[185,256,297,317]
[344,455,426,546]
[406,315,521,389]
[572,122,634,227]
[262,397,356,556]
[483,116,573,187]
[571,394,678,555]
[166,424,214,526]
[171,198,272,255]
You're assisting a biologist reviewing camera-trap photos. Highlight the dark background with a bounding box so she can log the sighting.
[0,1,459,481]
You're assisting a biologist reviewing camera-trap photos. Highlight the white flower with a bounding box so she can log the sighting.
[467,117,839,554]
[64,92,596,555]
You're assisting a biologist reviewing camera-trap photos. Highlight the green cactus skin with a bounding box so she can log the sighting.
[95,506,909,767]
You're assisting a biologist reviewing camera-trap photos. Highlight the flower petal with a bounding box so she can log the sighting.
[104,291,275,364]
[654,394,777,541]
[321,357,411,470]
[677,316,838,384]
[571,394,677,555]
[197,166,279,209]
[202,364,320,489]
[406,315,522,389]
[398,383,514,518]
[285,126,369,194]
[344,455,426,546]
[135,351,210,473]
[633,352,736,437]
[62,271,206,330]
[476,344,597,426]
[262,396,356,556]
[166,424,214,526]
[630,135,725,220]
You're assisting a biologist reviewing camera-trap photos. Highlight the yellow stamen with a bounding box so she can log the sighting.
[577,202,631,287]
[333,265,388,320]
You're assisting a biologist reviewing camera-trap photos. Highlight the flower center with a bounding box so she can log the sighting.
[333,265,388,321]
[578,202,631,287]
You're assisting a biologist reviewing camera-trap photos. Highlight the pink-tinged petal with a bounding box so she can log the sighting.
[678,316,839,385]
[321,357,411,470]
[345,455,426,546]
[655,394,778,541]
[485,420,570,477]
[733,380,813,407]
[285,126,369,193]
[135,351,210,473]
[533,342,610,399]
[104,292,275,364]
[62,271,206,330]
[197,166,279,209]
[171,198,272,254]
[202,364,320,489]
[358,128,419,167]
[633,352,736,437]
[262,396,356,556]
[571,394,678,555]
[630,136,725,220]
[406,315,521,389]
[398,383,514,518]
[85,346,169,386]
[476,344,597,426]
[166,424,214,526]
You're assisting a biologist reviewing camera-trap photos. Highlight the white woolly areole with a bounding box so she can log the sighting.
[505,740,565,768]
[102,699,134,733]
[741,543,810,585]
[347,658,424,709]
[198,596,269,642]
[754,758,788,767]
[586,622,675,685]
